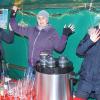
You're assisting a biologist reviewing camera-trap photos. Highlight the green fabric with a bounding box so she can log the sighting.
[3,9,97,79]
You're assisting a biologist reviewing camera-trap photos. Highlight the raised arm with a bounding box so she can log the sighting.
[76,28,100,56]
[10,6,32,38]
[53,24,75,52]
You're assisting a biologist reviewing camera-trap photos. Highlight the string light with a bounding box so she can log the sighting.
[17,6,100,19]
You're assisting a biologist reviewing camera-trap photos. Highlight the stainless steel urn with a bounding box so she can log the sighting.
[35,55,73,100]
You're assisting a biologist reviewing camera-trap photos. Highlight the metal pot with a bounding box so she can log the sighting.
[35,56,73,100]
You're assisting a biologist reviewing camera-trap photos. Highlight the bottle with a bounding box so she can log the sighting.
[40,52,48,67]
[47,56,56,68]
[58,56,68,68]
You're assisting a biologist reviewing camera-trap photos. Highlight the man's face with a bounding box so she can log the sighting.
[37,16,48,27]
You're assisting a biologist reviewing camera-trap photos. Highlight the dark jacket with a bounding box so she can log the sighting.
[0,28,14,60]
[76,34,100,93]
[10,18,68,66]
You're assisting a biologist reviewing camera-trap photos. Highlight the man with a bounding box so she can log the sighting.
[75,26,100,100]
